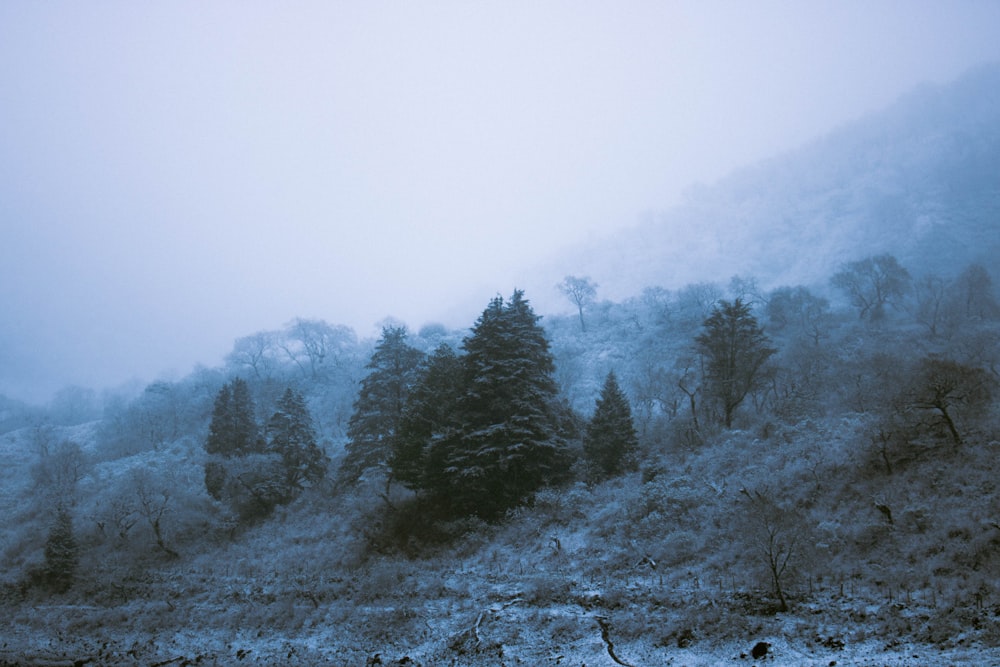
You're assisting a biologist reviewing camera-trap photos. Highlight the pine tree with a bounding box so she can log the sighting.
[204,378,265,504]
[343,326,425,483]
[205,382,232,456]
[392,343,464,494]
[229,378,262,454]
[205,378,262,457]
[695,299,776,428]
[584,371,638,479]
[267,388,328,492]
[43,507,78,593]
[443,290,570,517]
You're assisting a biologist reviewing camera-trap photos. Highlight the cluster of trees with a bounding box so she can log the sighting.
[336,283,792,522]
[831,254,1000,332]
[339,254,997,524]
[25,432,87,593]
[227,318,358,382]
[203,379,327,520]
[343,291,582,519]
[10,250,997,599]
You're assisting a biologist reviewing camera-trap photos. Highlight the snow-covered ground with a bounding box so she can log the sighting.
[3,607,1000,666]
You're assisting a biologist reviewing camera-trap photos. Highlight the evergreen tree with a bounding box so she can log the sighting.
[695,299,776,428]
[267,388,328,492]
[583,371,638,479]
[205,382,232,456]
[443,290,570,518]
[205,378,262,457]
[392,343,464,494]
[43,507,78,593]
[342,326,425,483]
[204,378,265,504]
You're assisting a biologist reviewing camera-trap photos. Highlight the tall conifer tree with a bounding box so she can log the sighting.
[343,326,424,482]
[392,343,463,494]
[267,388,328,491]
[205,378,262,457]
[584,371,638,479]
[443,290,570,517]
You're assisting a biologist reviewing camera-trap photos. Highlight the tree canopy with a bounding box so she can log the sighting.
[557,275,598,332]
[392,343,464,494]
[391,290,571,518]
[695,299,776,428]
[831,253,911,321]
[583,371,638,480]
[267,388,328,491]
[205,378,262,458]
[342,326,425,483]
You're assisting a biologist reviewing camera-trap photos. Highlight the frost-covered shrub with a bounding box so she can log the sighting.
[209,453,290,521]
[655,529,704,568]
[531,483,591,525]
[631,475,703,531]
[522,573,572,605]
[359,559,412,601]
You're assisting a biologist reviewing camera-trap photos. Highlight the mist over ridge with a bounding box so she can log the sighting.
[4,59,1000,405]
[535,62,1000,311]
[3,50,1000,666]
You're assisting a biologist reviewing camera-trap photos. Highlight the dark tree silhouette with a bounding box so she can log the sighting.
[424,291,570,518]
[695,299,776,428]
[205,378,262,458]
[583,371,638,480]
[267,388,328,491]
[740,487,798,613]
[343,326,424,483]
[392,343,464,495]
[905,357,992,446]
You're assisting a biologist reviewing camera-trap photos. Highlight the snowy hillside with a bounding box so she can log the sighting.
[1,66,999,666]
[541,63,1000,303]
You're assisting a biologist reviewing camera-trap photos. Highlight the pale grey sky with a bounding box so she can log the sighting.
[2,1,1000,402]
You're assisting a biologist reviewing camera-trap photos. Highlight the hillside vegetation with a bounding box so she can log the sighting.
[2,250,998,665]
[2,67,1000,666]
[545,63,1000,304]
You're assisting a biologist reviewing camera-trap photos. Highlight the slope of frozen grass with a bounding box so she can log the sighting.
[3,412,998,665]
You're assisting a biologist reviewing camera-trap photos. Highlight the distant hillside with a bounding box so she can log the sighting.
[546,63,1000,300]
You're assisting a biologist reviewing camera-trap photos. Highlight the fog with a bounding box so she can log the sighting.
[2,1,999,403]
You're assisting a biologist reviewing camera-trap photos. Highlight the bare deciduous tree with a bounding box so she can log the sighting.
[740,487,800,613]
[904,357,992,446]
[557,275,598,332]
[31,439,87,507]
[227,330,281,379]
[131,469,180,558]
[831,253,911,321]
[281,318,357,379]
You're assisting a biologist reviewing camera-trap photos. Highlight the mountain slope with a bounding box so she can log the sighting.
[548,63,1000,300]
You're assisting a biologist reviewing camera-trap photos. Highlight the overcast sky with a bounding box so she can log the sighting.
[3,1,1000,403]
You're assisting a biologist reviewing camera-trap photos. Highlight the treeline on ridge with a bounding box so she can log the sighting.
[7,253,999,606]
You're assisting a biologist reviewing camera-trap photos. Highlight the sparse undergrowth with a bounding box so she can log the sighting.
[2,411,998,665]
[2,246,999,665]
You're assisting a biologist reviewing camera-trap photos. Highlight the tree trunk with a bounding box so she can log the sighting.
[152,518,180,559]
[936,404,962,446]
